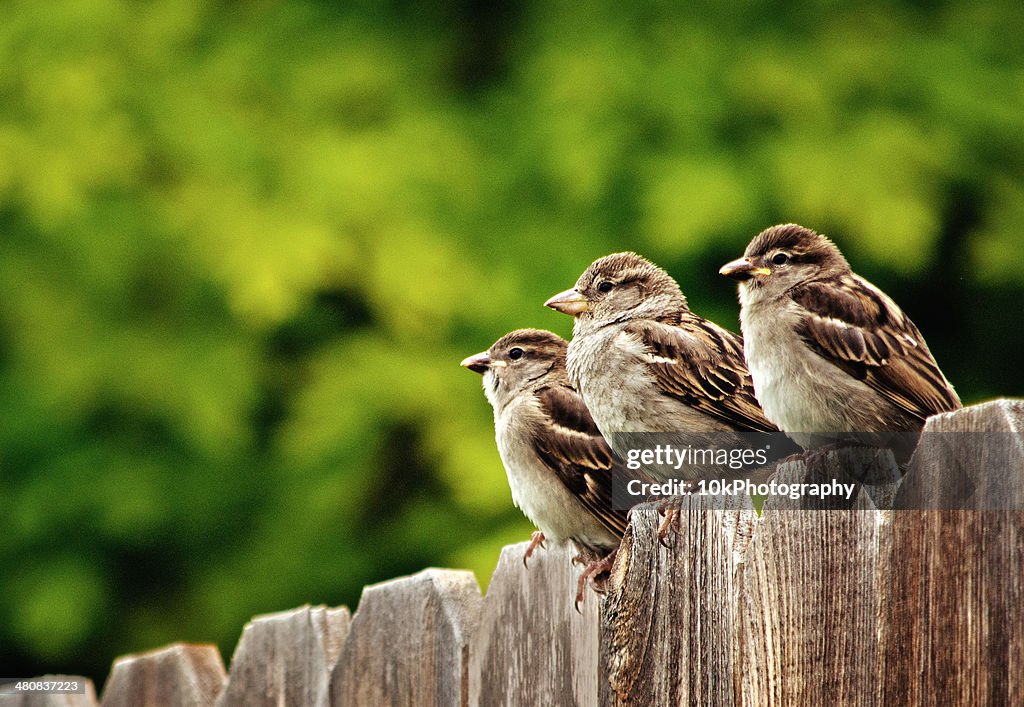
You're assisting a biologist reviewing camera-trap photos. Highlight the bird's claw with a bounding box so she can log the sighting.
[523,531,546,567]
[574,549,618,612]
[656,508,680,546]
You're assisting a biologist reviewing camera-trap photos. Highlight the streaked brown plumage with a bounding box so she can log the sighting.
[461,329,638,558]
[720,223,961,452]
[546,252,778,481]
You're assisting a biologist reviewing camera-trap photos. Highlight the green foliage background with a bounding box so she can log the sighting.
[2,0,1022,683]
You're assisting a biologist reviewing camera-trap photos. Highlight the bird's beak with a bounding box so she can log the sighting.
[544,289,589,316]
[460,352,504,374]
[719,258,771,281]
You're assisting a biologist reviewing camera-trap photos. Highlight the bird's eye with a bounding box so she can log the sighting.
[597,281,614,293]
[771,252,790,266]
[508,347,524,360]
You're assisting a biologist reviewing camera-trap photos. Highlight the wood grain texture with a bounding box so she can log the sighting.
[99,644,225,707]
[469,541,602,706]
[0,676,97,707]
[880,400,1024,705]
[601,499,757,706]
[738,456,885,706]
[329,568,482,707]
[880,510,1023,706]
[215,604,350,707]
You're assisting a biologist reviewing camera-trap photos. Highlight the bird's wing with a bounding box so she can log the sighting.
[625,317,778,433]
[533,385,631,537]
[791,275,961,421]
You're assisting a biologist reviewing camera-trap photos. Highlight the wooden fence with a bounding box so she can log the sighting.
[4,399,1022,706]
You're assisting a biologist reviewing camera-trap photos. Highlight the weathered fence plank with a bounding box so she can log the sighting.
[879,510,1023,706]
[601,500,756,706]
[215,604,350,707]
[738,458,885,706]
[596,399,1024,706]
[0,676,97,707]
[329,568,482,706]
[879,399,1024,705]
[99,644,225,707]
[469,541,602,706]
[898,398,1024,509]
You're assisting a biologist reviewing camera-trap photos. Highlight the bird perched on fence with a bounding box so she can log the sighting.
[461,329,644,606]
[719,223,961,455]
[545,252,779,487]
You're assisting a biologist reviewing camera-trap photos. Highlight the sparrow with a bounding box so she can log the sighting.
[720,223,961,454]
[545,252,781,485]
[461,328,646,605]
